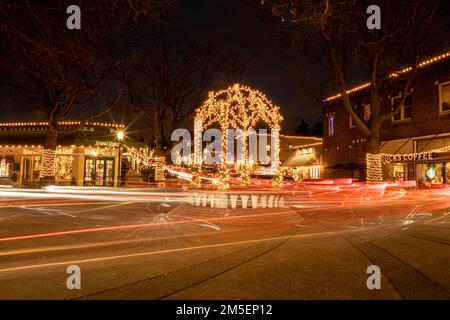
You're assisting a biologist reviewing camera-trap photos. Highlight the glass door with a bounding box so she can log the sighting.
[22,156,41,185]
[84,158,94,186]
[105,159,114,186]
[95,159,105,186]
[84,157,115,186]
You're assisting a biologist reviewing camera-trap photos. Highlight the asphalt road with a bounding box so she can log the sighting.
[0,185,449,299]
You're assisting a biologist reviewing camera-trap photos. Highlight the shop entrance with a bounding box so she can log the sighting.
[22,155,41,185]
[84,157,115,186]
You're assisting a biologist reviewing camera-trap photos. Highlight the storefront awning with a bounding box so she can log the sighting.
[282,152,318,167]
[416,136,450,152]
[379,138,413,154]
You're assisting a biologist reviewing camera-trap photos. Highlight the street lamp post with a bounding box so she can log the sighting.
[117,130,124,187]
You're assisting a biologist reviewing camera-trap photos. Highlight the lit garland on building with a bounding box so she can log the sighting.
[323,51,450,102]
[0,121,124,128]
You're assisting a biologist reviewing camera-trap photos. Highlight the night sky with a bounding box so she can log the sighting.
[0,0,324,133]
[2,0,446,134]
[164,0,324,132]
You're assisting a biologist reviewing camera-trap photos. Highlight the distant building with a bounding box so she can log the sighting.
[250,133,323,179]
[279,135,323,180]
[322,51,450,186]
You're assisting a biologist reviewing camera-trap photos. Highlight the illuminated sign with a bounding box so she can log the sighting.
[382,152,436,163]
[426,166,436,179]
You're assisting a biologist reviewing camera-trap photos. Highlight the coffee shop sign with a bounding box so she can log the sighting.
[382,152,436,163]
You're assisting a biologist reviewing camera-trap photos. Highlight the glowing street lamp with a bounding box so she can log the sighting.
[117,130,124,141]
[117,130,125,186]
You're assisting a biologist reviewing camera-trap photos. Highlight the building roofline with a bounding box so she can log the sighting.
[322,50,450,103]
[0,121,125,128]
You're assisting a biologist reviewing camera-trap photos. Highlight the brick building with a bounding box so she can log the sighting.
[322,51,450,187]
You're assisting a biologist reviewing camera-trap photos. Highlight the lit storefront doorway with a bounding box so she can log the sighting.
[416,162,448,186]
[84,157,115,186]
[22,155,41,185]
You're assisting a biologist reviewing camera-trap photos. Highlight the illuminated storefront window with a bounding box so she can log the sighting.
[393,164,405,181]
[84,157,115,187]
[417,163,444,184]
[0,158,10,178]
[56,156,73,180]
[446,163,450,183]
[309,166,320,179]
[22,155,41,184]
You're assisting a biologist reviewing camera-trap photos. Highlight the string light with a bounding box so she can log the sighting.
[366,153,383,182]
[190,164,202,187]
[39,149,56,179]
[324,51,450,102]
[0,121,124,128]
[270,129,280,174]
[272,168,284,187]
[217,163,230,190]
[279,135,322,140]
[239,162,251,186]
[154,157,166,182]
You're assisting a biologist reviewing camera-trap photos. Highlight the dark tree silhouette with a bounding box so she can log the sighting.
[294,119,310,135]
[0,0,170,183]
[262,0,445,155]
[127,39,246,154]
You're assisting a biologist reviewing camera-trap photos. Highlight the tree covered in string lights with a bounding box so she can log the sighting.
[194,83,283,189]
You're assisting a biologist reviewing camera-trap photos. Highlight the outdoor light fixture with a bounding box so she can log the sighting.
[117,130,124,141]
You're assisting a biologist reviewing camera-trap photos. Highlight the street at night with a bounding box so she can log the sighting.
[0,184,449,299]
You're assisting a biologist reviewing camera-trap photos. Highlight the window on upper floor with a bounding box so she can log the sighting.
[391,93,412,122]
[328,115,335,136]
[349,114,355,129]
[439,81,450,113]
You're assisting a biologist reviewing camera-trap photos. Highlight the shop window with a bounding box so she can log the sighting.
[446,163,450,184]
[328,115,335,136]
[419,163,443,184]
[439,82,450,113]
[0,158,10,178]
[56,156,73,180]
[391,93,412,122]
[393,164,405,181]
[309,166,320,179]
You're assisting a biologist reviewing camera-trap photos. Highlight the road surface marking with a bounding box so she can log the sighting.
[0,228,383,274]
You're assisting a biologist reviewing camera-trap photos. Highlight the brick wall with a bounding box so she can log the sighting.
[322,60,450,179]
